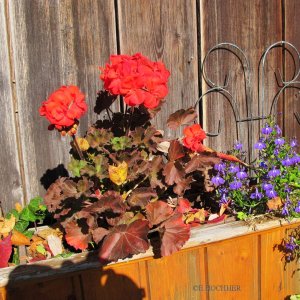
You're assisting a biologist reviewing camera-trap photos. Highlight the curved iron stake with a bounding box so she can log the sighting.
[259,41,300,117]
[195,87,241,140]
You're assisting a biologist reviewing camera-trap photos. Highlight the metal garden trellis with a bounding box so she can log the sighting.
[197,41,300,162]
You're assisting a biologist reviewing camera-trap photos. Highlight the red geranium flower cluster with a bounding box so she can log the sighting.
[39,85,87,134]
[100,53,170,109]
[183,124,207,152]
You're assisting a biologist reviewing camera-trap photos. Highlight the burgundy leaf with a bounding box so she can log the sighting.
[145,201,174,226]
[163,161,185,186]
[160,213,190,256]
[106,212,134,226]
[0,235,12,268]
[173,176,193,195]
[127,187,157,208]
[99,220,150,262]
[168,140,185,161]
[148,156,165,189]
[92,227,109,244]
[185,153,221,173]
[167,107,197,130]
[65,221,91,250]
[84,191,126,214]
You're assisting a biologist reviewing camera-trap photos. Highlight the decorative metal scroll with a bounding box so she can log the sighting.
[197,41,300,162]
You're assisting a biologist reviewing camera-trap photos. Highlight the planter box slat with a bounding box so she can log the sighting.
[0,218,299,299]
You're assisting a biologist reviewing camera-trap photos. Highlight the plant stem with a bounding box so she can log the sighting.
[0,201,4,217]
[126,107,134,136]
[102,147,119,165]
[106,108,112,122]
[72,135,84,160]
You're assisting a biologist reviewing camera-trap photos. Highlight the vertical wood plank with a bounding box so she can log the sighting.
[7,0,117,201]
[260,228,285,300]
[80,262,148,300]
[146,248,202,300]
[200,0,282,159]
[283,0,300,143]
[206,235,259,300]
[0,1,24,212]
[117,0,199,137]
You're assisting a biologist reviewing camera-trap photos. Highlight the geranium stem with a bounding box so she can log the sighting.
[72,135,84,160]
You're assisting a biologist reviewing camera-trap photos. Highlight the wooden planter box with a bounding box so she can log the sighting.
[0,218,299,300]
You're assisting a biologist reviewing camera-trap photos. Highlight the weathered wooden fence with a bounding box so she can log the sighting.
[0,0,299,211]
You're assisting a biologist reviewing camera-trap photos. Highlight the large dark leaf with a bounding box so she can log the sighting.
[167,107,197,130]
[185,153,221,173]
[0,235,12,268]
[173,176,193,196]
[168,140,185,161]
[92,227,109,244]
[65,221,91,251]
[160,213,190,256]
[44,177,68,212]
[148,156,165,189]
[163,161,185,186]
[99,220,150,262]
[127,187,157,208]
[84,191,127,214]
[145,201,173,226]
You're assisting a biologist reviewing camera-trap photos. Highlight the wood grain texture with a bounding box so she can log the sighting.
[199,0,282,160]
[206,235,259,300]
[283,0,300,144]
[7,0,117,202]
[0,1,24,212]
[117,0,199,137]
[146,248,201,300]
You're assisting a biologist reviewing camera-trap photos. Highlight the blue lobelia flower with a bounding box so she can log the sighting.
[211,174,225,186]
[274,138,285,146]
[234,141,243,150]
[295,201,300,214]
[250,188,263,200]
[229,180,242,190]
[261,125,273,135]
[268,168,281,178]
[228,164,240,174]
[254,140,266,150]
[290,138,298,148]
[236,170,248,180]
[282,157,293,167]
[266,189,277,198]
[214,163,226,173]
[274,125,282,136]
[262,183,273,191]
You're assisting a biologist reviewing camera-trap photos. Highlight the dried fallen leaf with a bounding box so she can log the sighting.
[0,215,16,236]
[11,230,31,246]
[267,197,283,210]
[47,234,63,256]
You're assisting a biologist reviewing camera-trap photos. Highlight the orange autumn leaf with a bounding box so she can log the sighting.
[15,202,23,213]
[267,197,283,210]
[11,230,31,246]
[109,161,128,185]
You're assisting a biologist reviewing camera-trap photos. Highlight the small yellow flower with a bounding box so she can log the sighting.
[76,137,90,151]
[109,161,128,186]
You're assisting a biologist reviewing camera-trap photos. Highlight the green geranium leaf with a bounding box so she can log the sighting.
[14,220,29,232]
[6,209,20,220]
[28,196,44,212]
[20,207,37,222]
[68,158,87,177]
[23,229,34,238]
